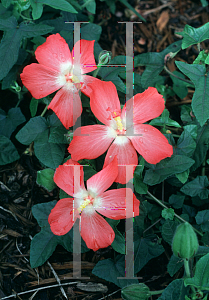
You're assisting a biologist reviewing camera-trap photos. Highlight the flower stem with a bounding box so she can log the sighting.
[184,259,196,294]
[93,66,101,78]
[150,289,165,295]
[147,191,203,237]
[40,105,48,117]
[163,65,194,86]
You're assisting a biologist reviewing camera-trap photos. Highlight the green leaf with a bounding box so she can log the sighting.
[134,41,182,88]
[16,116,48,145]
[193,50,208,64]
[36,169,56,192]
[32,201,57,228]
[184,124,197,139]
[30,98,39,117]
[83,0,96,14]
[0,108,26,138]
[0,15,16,30]
[175,130,196,157]
[134,235,164,273]
[149,109,181,128]
[0,135,19,165]
[20,22,53,38]
[175,61,209,126]
[121,283,150,300]
[158,279,188,300]
[191,123,209,172]
[171,71,191,99]
[49,126,68,144]
[92,255,138,288]
[175,169,189,184]
[32,0,78,13]
[30,228,58,268]
[144,155,195,186]
[167,255,184,277]
[180,176,209,199]
[81,23,102,42]
[168,194,185,209]
[184,252,209,290]
[162,208,175,220]
[29,0,43,20]
[34,141,65,169]
[99,66,126,93]
[176,23,209,49]
[196,210,209,232]
[106,219,125,254]
[1,0,12,8]
[180,105,192,123]
[161,219,179,245]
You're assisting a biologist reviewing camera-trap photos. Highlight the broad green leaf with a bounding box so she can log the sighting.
[1,0,12,8]
[176,23,209,49]
[167,255,184,277]
[121,283,150,300]
[30,228,58,268]
[134,41,182,88]
[158,279,188,300]
[19,22,53,38]
[32,0,78,13]
[184,124,197,139]
[34,141,65,169]
[30,0,43,20]
[0,108,26,138]
[134,160,147,194]
[84,0,96,14]
[175,130,196,157]
[99,66,126,93]
[184,253,209,290]
[162,208,175,220]
[176,61,209,126]
[144,155,195,186]
[16,116,48,145]
[191,123,209,172]
[81,23,102,42]
[193,50,208,64]
[196,210,209,232]
[49,126,68,144]
[181,176,209,199]
[83,165,97,181]
[175,169,189,184]
[168,194,185,209]
[134,235,164,273]
[180,105,193,124]
[32,201,57,228]
[149,109,181,128]
[37,169,56,192]
[106,219,125,254]
[0,135,19,165]
[92,255,138,288]
[0,15,16,30]
[171,71,191,99]
[30,98,39,117]
[196,246,209,257]
[0,4,12,20]
[161,219,179,245]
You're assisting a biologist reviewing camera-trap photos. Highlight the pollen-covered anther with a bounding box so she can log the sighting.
[78,195,94,213]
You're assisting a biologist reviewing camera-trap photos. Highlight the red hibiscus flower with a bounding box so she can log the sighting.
[48,157,140,251]
[20,33,97,129]
[68,81,173,184]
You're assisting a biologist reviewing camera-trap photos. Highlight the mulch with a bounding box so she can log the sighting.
[0,0,208,299]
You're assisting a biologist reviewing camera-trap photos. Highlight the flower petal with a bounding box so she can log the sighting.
[121,87,165,125]
[48,86,82,129]
[35,33,72,72]
[68,125,115,161]
[89,81,121,126]
[73,40,97,75]
[96,188,140,219]
[81,76,101,97]
[87,156,118,195]
[80,211,115,251]
[103,137,138,184]
[129,124,173,164]
[48,198,79,235]
[54,159,85,196]
[20,64,62,99]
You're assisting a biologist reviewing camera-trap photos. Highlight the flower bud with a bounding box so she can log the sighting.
[98,50,112,65]
[172,222,199,260]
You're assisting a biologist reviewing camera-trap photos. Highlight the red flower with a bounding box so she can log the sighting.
[20,33,97,129]
[68,81,173,184]
[48,157,140,251]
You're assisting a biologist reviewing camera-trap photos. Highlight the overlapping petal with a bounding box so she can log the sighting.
[121,87,165,125]
[89,81,121,126]
[20,64,62,99]
[80,211,115,251]
[48,198,79,235]
[87,156,118,195]
[54,159,85,197]
[73,40,97,75]
[96,188,140,219]
[68,125,115,161]
[81,76,101,97]
[103,137,138,184]
[48,86,82,129]
[129,124,173,164]
[35,33,72,72]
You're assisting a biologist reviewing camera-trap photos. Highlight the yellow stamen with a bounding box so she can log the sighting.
[114,116,124,131]
[78,198,91,213]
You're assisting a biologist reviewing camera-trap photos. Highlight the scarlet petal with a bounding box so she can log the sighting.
[89,81,121,126]
[73,40,97,75]
[121,87,165,125]
[87,156,118,195]
[129,124,173,164]
[48,198,79,235]
[48,86,82,129]
[20,64,62,99]
[35,33,72,72]
[80,211,115,251]
[97,188,140,219]
[68,125,114,161]
[54,159,85,196]
[81,76,101,97]
[103,137,138,184]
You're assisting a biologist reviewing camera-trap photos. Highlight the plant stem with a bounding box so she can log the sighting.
[93,66,101,78]
[164,65,194,86]
[150,289,165,295]
[147,191,203,237]
[184,259,196,294]
[40,105,48,117]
